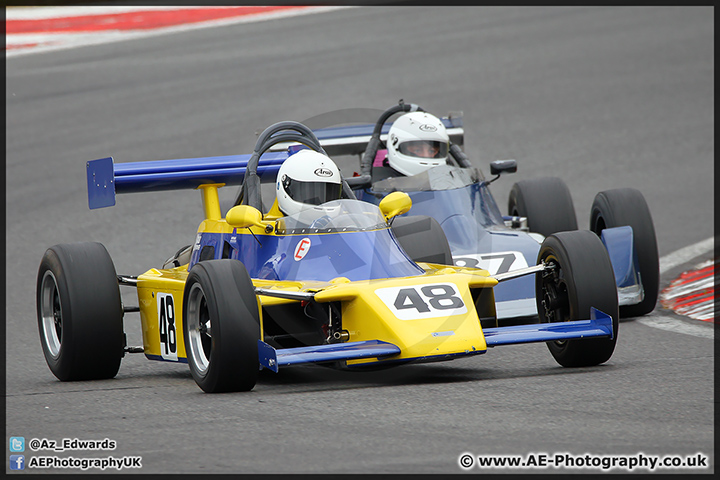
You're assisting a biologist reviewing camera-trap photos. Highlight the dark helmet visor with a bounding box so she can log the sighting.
[282,176,342,205]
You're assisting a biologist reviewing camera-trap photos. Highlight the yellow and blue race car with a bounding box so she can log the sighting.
[37,121,618,393]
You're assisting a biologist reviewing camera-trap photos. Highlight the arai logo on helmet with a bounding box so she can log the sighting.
[314,168,334,177]
[419,124,437,132]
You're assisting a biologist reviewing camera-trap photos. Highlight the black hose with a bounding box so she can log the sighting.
[359,101,423,177]
[449,143,473,168]
[234,121,356,209]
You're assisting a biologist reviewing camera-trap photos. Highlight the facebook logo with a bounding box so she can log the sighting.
[9,455,25,470]
[9,437,25,452]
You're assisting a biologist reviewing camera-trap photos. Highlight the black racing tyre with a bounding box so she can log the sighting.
[183,260,260,393]
[590,188,659,317]
[391,215,453,266]
[536,231,619,367]
[508,177,578,237]
[36,242,124,381]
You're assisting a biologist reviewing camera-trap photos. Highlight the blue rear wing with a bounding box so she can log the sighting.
[86,117,464,209]
[86,152,288,209]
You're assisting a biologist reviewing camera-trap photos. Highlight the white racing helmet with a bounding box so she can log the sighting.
[276,149,343,216]
[386,111,450,176]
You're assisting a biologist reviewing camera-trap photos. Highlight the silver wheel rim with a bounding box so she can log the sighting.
[186,283,212,375]
[39,270,62,358]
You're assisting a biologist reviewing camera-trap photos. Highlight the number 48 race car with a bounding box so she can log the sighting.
[37,121,619,393]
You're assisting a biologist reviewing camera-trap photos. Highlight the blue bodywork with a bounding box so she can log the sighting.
[188,201,425,282]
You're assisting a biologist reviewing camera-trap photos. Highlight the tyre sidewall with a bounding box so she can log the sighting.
[36,243,124,381]
[537,231,619,367]
[37,248,75,380]
[183,260,260,393]
[590,188,659,316]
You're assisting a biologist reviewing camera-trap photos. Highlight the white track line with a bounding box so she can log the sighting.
[638,311,715,339]
[638,236,715,339]
[658,237,715,273]
[5,6,243,19]
[6,6,352,58]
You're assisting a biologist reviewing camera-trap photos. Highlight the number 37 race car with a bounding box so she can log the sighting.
[37,121,619,393]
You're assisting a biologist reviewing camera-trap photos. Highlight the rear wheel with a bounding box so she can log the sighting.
[509,177,578,237]
[183,260,260,393]
[36,243,124,381]
[536,231,619,367]
[590,188,659,317]
[391,215,453,265]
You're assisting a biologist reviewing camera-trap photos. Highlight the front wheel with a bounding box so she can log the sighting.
[590,188,659,317]
[536,231,619,367]
[36,242,125,381]
[183,260,260,393]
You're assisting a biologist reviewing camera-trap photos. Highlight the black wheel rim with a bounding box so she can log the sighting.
[539,257,571,343]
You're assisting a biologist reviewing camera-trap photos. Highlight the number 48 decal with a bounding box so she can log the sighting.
[375,283,467,320]
[157,293,178,361]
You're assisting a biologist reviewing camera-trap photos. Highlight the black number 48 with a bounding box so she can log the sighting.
[393,285,464,312]
[159,295,177,355]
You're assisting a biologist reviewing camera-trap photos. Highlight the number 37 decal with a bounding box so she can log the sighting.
[375,283,467,320]
[453,251,528,275]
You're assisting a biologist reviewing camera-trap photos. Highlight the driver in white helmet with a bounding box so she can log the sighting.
[276,149,343,216]
[385,111,450,177]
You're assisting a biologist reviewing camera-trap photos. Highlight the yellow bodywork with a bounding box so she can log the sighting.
[315,267,496,364]
[137,267,189,360]
[136,260,497,366]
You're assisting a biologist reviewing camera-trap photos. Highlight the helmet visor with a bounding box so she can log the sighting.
[398,140,448,159]
[283,177,342,206]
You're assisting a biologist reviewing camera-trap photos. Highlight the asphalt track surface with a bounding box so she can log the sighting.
[5,6,715,475]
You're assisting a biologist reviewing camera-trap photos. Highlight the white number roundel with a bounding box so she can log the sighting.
[375,283,467,320]
[293,238,311,261]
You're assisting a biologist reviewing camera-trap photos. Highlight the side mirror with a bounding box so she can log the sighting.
[226,205,265,229]
[379,191,412,222]
[490,159,517,176]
